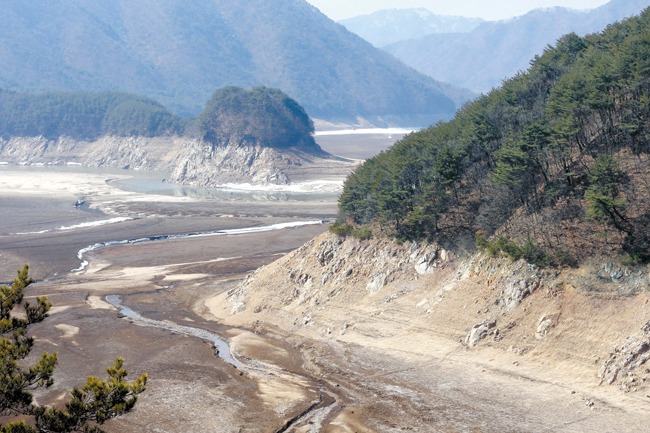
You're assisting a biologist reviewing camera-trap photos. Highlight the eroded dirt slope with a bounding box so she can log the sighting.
[205,232,650,431]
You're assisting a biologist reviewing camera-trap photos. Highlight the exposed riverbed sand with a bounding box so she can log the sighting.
[6,160,648,431]
[0,167,338,281]
[203,232,650,431]
[22,225,334,432]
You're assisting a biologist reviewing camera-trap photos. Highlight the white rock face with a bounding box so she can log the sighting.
[366,273,387,293]
[502,279,538,310]
[599,321,650,387]
[226,234,454,320]
[230,301,247,316]
[0,135,358,188]
[466,324,489,347]
[466,320,496,347]
[413,249,448,275]
[536,316,554,339]
[168,141,292,186]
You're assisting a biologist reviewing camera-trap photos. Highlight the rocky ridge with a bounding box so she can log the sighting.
[211,231,650,395]
[0,136,357,187]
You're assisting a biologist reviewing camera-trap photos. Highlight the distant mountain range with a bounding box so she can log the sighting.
[382,0,649,93]
[0,0,472,126]
[338,8,484,47]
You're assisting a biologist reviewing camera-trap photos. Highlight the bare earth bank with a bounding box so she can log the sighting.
[3,167,649,432]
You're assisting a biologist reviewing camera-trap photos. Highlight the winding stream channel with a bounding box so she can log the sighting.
[105,294,340,431]
[0,166,344,429]
[105,295,243,369]
[72,220,329,272]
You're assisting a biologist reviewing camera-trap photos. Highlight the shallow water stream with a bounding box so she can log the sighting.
[105,295,243,369]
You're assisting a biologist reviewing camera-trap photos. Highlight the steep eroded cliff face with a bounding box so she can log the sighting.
[0,135,184,171]
[0,136,357,187]
[168,141,290,186]
[208,232,650,394]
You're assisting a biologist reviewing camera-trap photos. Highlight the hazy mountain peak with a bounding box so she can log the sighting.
[384,0,650,93]
[414,8,433,19]
[338,8,484,47]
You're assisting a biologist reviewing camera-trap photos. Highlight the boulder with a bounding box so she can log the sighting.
[502,280,537,310]
[414,251,438,275]
[536,316,554,339]
[367,273,387,293]
[466,320,497,347]
[230,301,247,316]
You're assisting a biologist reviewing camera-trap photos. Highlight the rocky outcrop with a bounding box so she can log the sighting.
[214,231,650,398]
[535,315,555,339]
[0,135,358,187]
[501,279,539,310]
[225,235,453,315]
[599,321,650,389]
[167,141,292,186]
[0,135,187,172]
[466,320,497,347]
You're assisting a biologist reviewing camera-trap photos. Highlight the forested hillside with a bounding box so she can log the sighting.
[338,7,650,266]
[199,87,320,151]
[0,90,184,140]
[0,0,467,125]
[384,0,649,93]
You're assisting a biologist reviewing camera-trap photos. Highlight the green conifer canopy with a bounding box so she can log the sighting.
[198,86,320,151]
[338,7,650,265]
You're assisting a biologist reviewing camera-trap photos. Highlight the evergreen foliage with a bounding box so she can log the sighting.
[0,0,463,123]
[339,7,650,265]
[0,266,147,433]
[198,87,320,150]
[0,89,185,141]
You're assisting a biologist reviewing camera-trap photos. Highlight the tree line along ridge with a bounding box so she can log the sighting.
[0,86,321,153]
[337,7,650,267]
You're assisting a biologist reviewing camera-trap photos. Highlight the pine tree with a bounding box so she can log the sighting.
[0,266,147,433]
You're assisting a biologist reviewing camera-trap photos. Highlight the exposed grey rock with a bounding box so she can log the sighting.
[321,272,332,286]
[414,250,439,275]
[317,238,340,266]
[0,135,357,189]
[230,301,247,316]
[367,273,387,293]
[502,279,538,310]
[168,141,291,186]
[595,262,650,291]
[466,320,496,347]
[385,293,398,303]
[641,321,650,338]
[536,316,554,339]
[289,271,312,286]
[598,262,626,282]
[599,323,650,386]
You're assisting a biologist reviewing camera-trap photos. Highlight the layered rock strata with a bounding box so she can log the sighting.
[0,136,357,187]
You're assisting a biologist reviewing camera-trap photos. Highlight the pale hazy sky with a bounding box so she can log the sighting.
[305,0,612,21]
